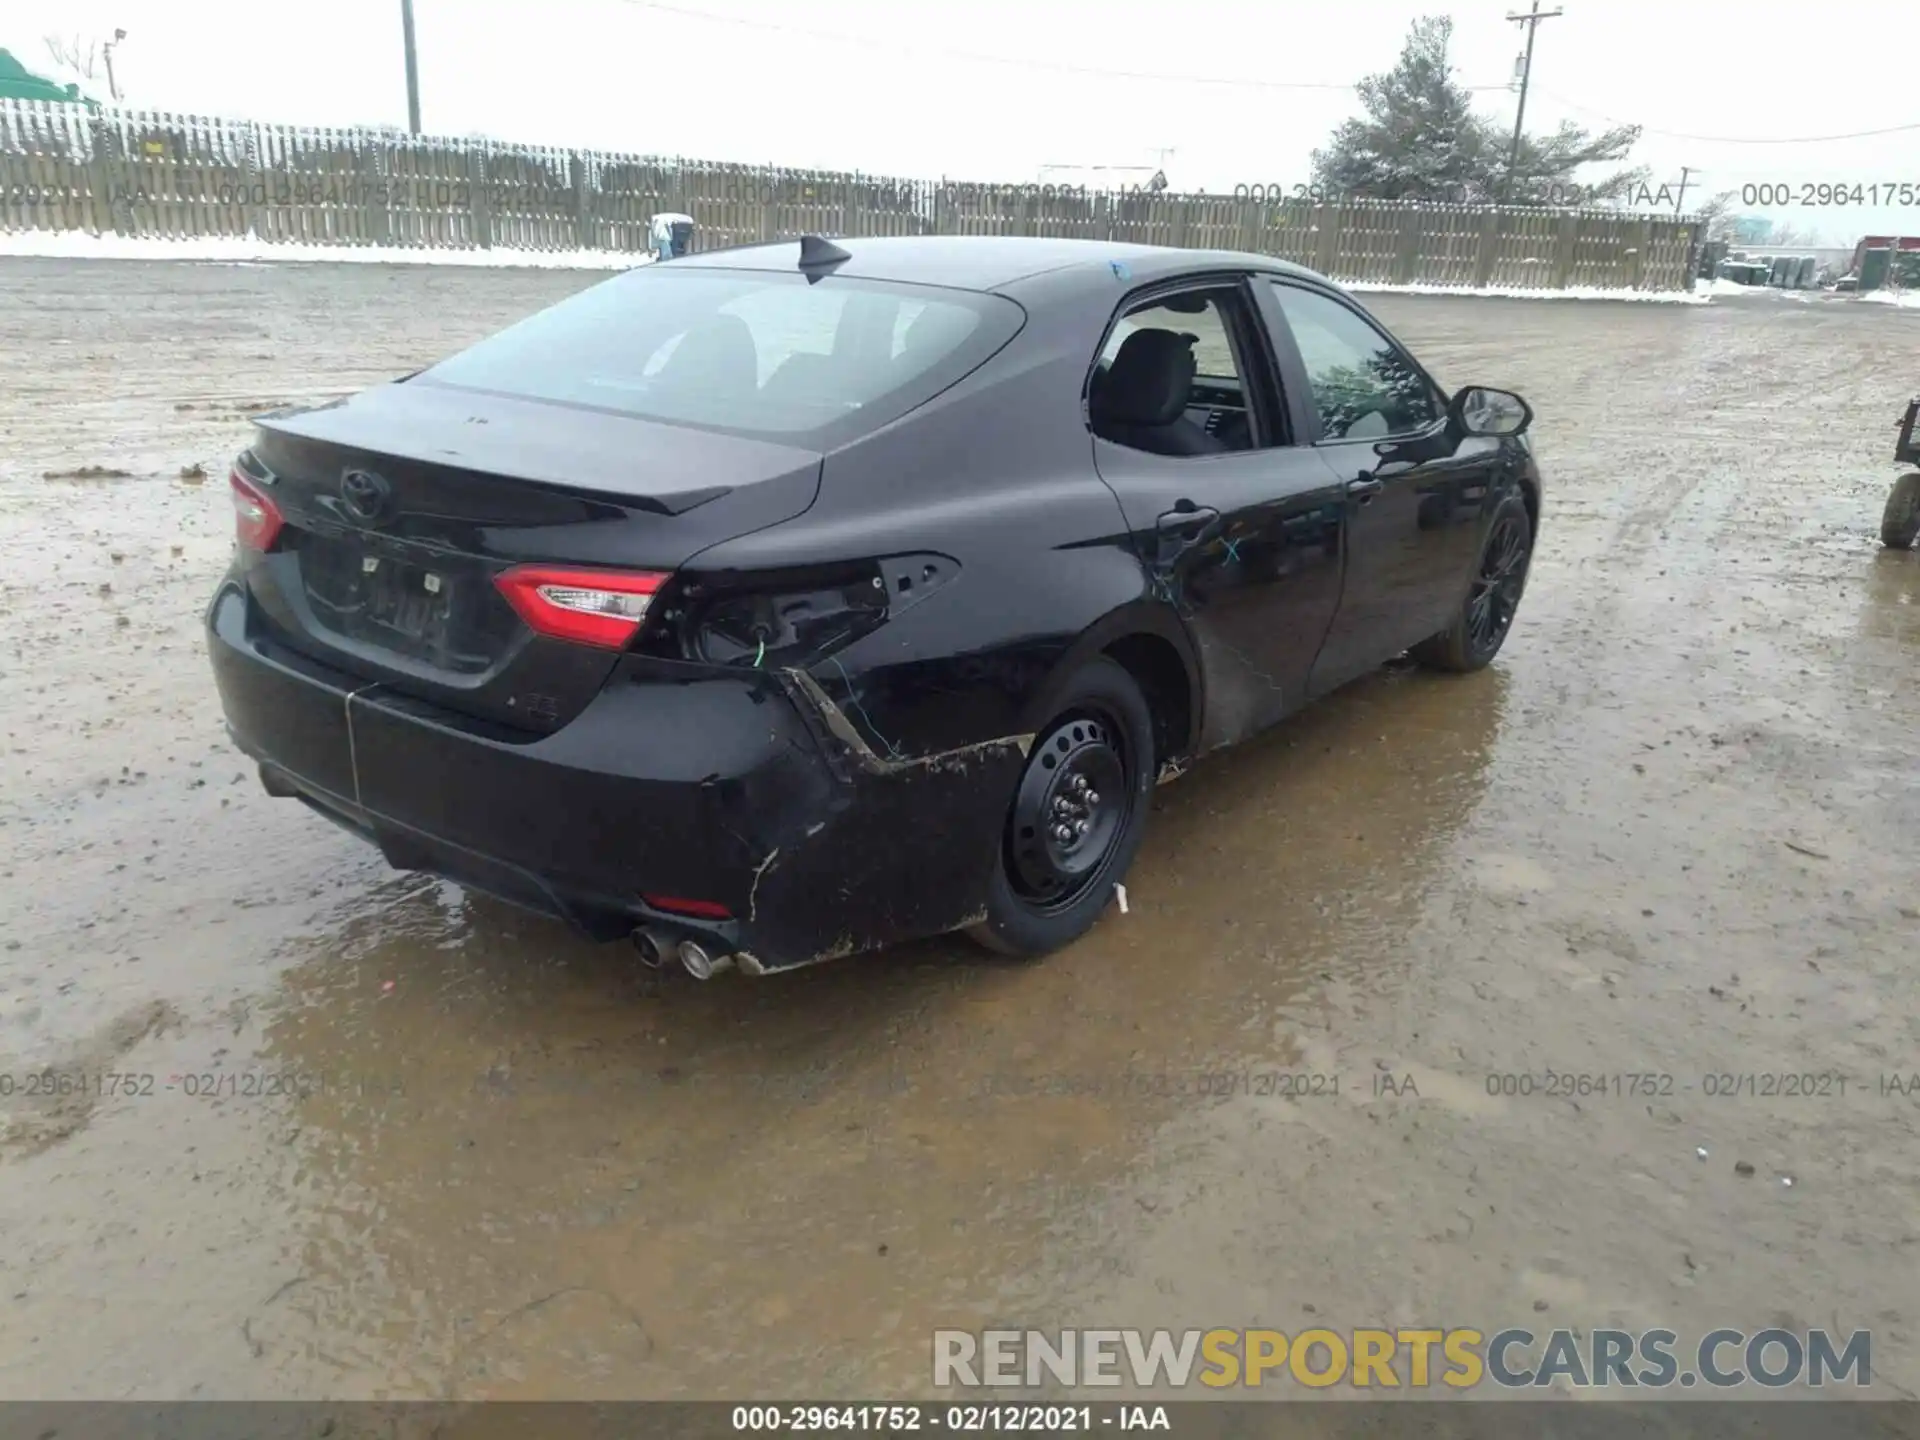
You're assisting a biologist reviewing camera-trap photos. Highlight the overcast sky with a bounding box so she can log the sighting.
[10,0,1918,244]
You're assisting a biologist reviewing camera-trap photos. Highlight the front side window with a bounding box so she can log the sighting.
[418,267,1023,443]
[1267,283,1441,442]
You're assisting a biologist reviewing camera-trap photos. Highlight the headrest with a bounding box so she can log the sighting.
[657,313,759,391]
[1093,329,1197,428]
[897,304,975,364]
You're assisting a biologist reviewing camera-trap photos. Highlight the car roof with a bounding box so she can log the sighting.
[664,234,1326,294]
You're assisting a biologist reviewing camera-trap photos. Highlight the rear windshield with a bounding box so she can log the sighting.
[416,264,1024,443]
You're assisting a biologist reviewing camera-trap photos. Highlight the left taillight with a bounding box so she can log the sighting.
[230,468,284,552]
[492,565,669,650]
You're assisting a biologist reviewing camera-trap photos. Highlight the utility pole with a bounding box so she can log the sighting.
[102,28,125,103]
[400,0,422,134]
[1673,165,1695,215]
[1503,0,1563,203]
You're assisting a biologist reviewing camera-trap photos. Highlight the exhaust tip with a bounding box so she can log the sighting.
[679,938,733,980]
[631,927,669,969]
[258,763,300,799]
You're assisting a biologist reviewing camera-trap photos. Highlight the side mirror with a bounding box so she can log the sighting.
[1451,386,1533,438]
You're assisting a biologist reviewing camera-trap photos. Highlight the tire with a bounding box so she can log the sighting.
[1882,473,1920,550]
[967,658,1155,958]
[1412,493,1533,673]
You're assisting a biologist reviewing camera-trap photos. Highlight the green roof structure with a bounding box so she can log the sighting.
[0,48,97,105]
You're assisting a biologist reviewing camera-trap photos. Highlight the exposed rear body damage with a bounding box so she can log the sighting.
[211,583,1028,968]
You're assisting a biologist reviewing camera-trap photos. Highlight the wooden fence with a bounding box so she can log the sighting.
[0,100,1701,292]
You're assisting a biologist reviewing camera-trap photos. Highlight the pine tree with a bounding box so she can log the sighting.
[1310,16,1644,206]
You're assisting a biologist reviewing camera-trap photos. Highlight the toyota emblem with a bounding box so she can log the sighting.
[339,468,392,524]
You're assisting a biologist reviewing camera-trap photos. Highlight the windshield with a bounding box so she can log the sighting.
[417,265,1024,442]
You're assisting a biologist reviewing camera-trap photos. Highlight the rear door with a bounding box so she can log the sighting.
[1257,280,1500,696]
[1088,276,1347,750]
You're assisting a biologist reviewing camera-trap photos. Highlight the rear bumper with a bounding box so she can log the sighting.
[206,583,1028,971]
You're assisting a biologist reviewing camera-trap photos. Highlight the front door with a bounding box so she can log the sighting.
[1088,277,1347,750]
[1258,280,1501,697]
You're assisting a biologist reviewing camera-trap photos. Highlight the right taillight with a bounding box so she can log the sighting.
[493,565,669,650]
[230,468,284,552]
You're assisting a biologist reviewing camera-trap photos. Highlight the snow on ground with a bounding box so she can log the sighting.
[1,230,1716,298]
[1690,275,1920,308]
[1351,279,1704,304]
[19,232,1905,309]
[1692,276,1809,300]
[0,230,645,270]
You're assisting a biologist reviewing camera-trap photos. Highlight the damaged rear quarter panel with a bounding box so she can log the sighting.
[594,652,1032,971]
[733,667,1034,969]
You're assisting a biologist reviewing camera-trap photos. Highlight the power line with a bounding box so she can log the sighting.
[611,0,1514,93]
[1536,89,1920,144]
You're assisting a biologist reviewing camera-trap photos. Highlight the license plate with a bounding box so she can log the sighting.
[363,554,454,646]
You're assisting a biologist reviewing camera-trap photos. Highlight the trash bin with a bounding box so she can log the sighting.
[648,212,695,260]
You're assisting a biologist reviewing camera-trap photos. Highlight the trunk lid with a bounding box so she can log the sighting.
[241,378,822,734]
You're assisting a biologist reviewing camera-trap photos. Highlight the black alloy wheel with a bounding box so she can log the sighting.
[1467,508,1531,654]
[1413,493,1534,673]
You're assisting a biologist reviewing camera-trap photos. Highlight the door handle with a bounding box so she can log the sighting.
[1153,504,1220,564]
[1347,477,1385,503]
[1156,503,1219,533]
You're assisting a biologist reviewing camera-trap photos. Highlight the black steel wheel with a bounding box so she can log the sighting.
[1006,712,1132,914]
[1413,493,1534,673]
[969,658,1156,957]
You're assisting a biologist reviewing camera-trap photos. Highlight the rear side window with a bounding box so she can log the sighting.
[1101,297,1240,381]
[419,266,1023,443]
[1089,283,1282,456]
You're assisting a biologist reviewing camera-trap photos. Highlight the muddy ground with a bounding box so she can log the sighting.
[0,258,1916,1403]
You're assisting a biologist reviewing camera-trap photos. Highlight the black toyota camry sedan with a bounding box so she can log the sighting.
[206,235,1540,978]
